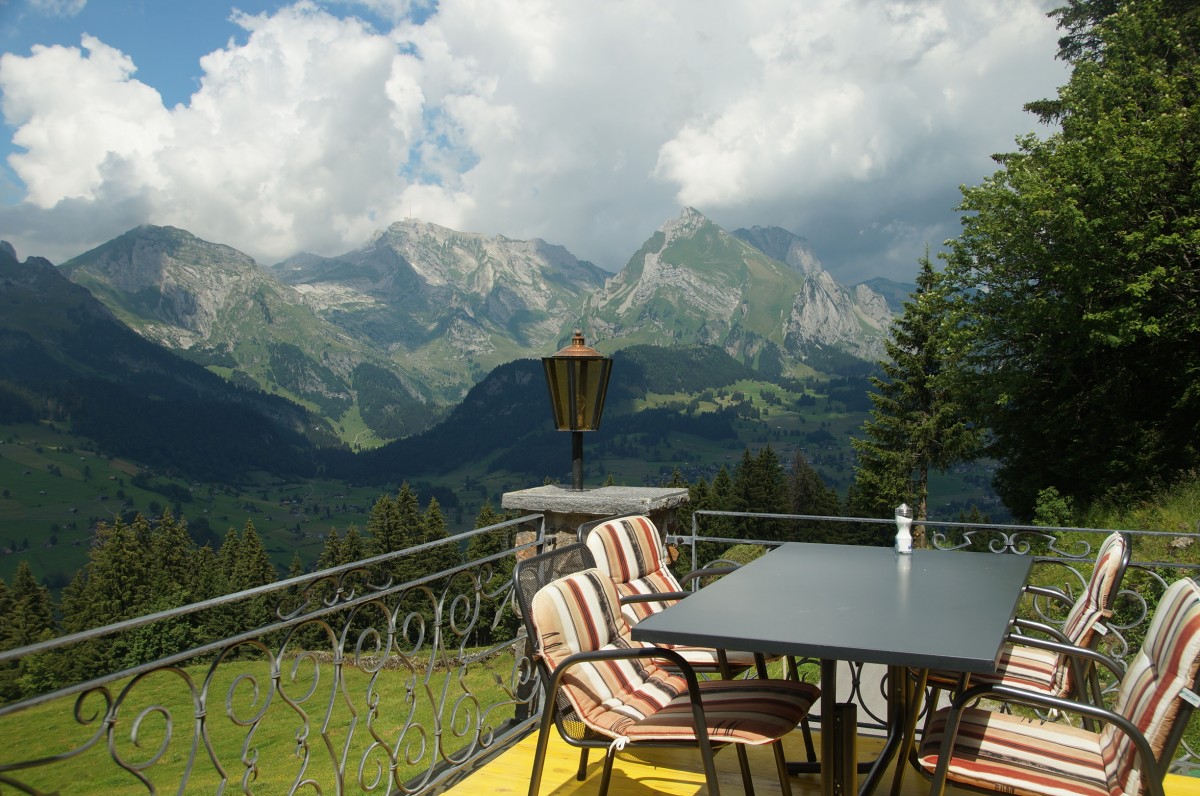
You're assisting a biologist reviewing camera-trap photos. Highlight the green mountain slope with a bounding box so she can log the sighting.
[59,226,440,443]
[0,246,334,480]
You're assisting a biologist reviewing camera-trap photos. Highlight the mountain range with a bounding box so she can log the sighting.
[43,208,898,447]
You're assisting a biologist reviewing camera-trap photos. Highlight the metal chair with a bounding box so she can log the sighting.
[895,531,1132,791]
[580,512,820,764]
[919,576,1200,796]
[514,542,820,796]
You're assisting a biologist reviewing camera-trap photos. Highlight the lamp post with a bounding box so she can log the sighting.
[542,330,613,491]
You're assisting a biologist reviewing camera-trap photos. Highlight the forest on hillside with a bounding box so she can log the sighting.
[0,446,878,702]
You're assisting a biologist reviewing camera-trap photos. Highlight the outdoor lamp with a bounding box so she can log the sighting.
[542,330,613,491]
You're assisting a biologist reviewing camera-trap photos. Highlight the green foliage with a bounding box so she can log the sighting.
[939,1,1200,518]
[1033,487,1077,527]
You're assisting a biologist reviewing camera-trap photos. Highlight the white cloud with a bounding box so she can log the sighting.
[28,0,86,18]
[0,0,1068,280]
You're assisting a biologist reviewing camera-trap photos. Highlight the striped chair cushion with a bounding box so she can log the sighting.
[531,568,688,737]
[586,515,680,624]
[585,516,765,670]
[926,532,1129,699]
[530,567,819,743]
[918,707,1110,796]
[927,642,1060,696]
[1053,532,1129,693]
[624,678,819,744]
[918,578,1200,796]
[1100,578,1200,796]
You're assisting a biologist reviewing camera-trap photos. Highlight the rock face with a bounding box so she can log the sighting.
[271,219,608,361]
[581,208,890,368]
[735,225,892,362]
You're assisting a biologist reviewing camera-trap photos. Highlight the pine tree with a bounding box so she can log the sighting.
[463,502,517,644]
[316,528,344,571]
[149,509,196,602]
[393,483,426,585]
[2,561,58,698]
[422,497,461,576]
[852,254,981,542]
[340,525,365,564]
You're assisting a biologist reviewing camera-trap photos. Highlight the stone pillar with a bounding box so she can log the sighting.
[503,485,690,559]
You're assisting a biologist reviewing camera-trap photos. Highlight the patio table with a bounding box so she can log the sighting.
[630,541,1032,796]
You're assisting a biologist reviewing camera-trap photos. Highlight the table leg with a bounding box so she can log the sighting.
[887,668,927,796]
[820,659,838,796]
[854,665,917,796]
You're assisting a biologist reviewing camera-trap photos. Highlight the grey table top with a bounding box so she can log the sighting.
[631,542,1033,673]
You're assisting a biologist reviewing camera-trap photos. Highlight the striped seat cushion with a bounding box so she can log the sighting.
[1050,533,1128,691]
[919,578,1200,796]
[927,643,1059,696]
[531,567,818,743]
[586,515,765,670]
[1100,578,1200,796]
[918,706,1110,796]
[624,678,819,744]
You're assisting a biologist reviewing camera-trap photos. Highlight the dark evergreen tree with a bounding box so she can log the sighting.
[463,502,517,645]
[0,562,57,698]
[853,254,980,540]
[421,497,461,576]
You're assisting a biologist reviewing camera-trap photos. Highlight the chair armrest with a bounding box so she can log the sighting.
[930,681,1166,796]
[999,631,1126,681]
[1023,583,1072,603]
[1010,616,1074,645]
[544,646,714,741]
[679,566,739,588]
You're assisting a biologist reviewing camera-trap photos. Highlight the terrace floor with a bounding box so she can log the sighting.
[443,726,1200,796]
[444,726,954,796]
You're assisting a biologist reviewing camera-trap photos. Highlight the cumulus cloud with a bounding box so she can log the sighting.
[0,0,1068,281]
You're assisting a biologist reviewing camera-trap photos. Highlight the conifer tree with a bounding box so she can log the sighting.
[421,497,461,576]
[340,525,365,565]
[3,561,54,649]
[789,452,847,543]
[392,483,426,585]
[853,254,981,541]
[149,509,196,602]
[463,502,517,644]
[316,528,344,571]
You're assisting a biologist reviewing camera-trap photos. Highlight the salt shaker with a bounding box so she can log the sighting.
[894,503,913,554]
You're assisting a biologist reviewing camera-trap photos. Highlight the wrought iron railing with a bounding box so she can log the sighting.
[0,514,549,795]
[3,509,1198,793]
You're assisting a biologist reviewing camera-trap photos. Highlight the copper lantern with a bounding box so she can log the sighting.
[542,330,612,490]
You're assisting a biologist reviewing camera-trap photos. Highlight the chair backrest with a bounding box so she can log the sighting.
[515,543,688,739]
[1100,577,1200,795]
[581,514,682,625]
[1052,531,1132,694]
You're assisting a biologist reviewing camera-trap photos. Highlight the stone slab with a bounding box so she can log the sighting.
[501,485,689,516]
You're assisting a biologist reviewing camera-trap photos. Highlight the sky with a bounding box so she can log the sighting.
[0,0,1070,284]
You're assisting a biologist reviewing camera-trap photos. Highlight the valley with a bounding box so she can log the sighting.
[0,364,1005,589]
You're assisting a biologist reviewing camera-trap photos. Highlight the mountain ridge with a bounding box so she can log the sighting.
[40,208,900,443]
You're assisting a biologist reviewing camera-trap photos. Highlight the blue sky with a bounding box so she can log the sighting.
[0,0,1069,283]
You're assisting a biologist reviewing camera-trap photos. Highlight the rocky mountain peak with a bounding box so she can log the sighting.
[659,207,712,246]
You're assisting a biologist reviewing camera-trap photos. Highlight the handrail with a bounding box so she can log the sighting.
[2,509,1198,791]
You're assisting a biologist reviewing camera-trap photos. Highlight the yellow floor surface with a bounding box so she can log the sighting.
[442,727,1200,796]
